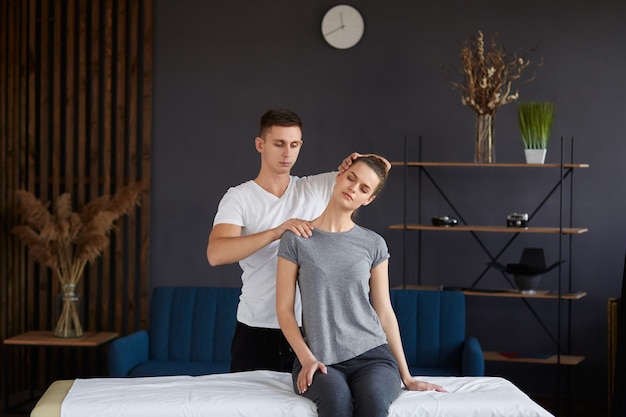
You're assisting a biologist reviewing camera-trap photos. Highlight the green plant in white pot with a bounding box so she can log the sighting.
[517,101,555,164]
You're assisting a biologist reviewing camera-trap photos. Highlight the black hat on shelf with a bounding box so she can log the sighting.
[491,247,563,277]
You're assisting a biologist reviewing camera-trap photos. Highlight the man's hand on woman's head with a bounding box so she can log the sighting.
[338,152,392,174]
[370,154,392,173]
[338,152,361,173]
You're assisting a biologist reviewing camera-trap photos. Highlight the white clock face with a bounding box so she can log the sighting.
[321,5,364,50]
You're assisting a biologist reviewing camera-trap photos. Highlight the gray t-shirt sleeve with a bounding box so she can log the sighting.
[371,234,390,269]
[278,231,298,264]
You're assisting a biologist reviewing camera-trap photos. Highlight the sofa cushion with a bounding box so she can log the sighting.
[149,286,240,364]
[390,289,466,374]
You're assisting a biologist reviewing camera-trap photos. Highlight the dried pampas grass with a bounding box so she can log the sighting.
[12,182,144,337]
[13,182,143,284]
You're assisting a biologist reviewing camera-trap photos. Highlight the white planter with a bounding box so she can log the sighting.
[524,149,547,164]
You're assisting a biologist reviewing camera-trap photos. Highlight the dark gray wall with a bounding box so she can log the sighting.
[151,0,626,404]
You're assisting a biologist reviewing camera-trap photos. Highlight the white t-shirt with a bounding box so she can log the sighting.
[212,172,336,328]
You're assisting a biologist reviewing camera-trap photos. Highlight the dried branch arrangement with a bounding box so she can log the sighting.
[447,31,541,115]
[12,182,144,337]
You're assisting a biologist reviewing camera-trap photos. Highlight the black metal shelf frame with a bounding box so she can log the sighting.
[396,136,586,412]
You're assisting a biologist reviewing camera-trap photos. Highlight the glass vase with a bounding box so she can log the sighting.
[54,283,84,338]
[475,113,496,163]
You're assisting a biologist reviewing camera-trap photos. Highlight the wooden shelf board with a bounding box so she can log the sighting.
[462,289,587,300]
[483,351,585,365]
[3,330,118,347]
[391,161,589,169]
[393,285,587,300]
[389,224,588,234]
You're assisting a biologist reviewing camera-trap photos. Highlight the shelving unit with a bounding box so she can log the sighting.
[390,137,589,372]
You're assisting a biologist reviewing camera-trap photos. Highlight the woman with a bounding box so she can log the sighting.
[276,155,446,417]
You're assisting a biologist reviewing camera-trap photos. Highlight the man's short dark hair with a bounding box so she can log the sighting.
[259,108,303,138]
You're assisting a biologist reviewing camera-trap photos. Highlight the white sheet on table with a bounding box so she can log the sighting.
[61,370,554,417]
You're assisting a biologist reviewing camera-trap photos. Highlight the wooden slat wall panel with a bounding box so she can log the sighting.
[0,2,5,345]
[114,0,126,332]
[0,0,153,402]
[139,0,152,335]
[39,0,52,332]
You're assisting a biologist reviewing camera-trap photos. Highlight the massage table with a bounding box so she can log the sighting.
[31,370,554,417]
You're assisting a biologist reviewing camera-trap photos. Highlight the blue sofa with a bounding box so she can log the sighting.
[390,288,484,376]
[108,286,240,377]
[107,286,483,377]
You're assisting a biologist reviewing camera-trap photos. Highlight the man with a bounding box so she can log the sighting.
[207,108,357,372]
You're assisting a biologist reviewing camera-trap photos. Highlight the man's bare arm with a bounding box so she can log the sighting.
[208,153,370,266]
[206,219,316,266]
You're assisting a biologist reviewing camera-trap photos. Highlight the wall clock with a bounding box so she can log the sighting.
[321,5,364,50]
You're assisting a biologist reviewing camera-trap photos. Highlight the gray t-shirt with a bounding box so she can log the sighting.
[278,225,390,365]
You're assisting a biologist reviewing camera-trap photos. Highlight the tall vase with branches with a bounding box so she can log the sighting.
[445,31,541,163]
[12,182,143,337]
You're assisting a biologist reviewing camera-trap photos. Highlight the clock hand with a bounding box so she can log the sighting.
[324,25,344,36]
[340,12,344,27]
